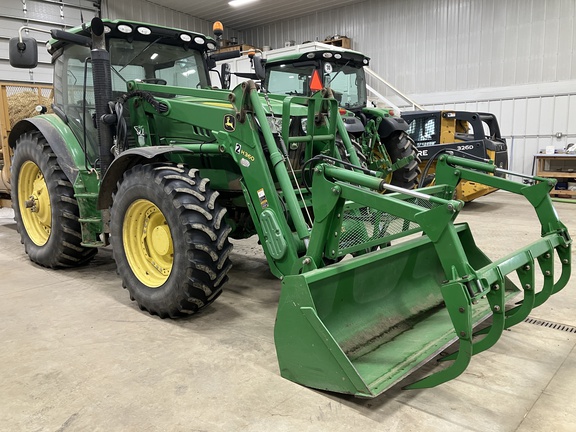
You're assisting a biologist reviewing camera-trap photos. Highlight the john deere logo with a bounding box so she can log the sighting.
[224,114,235,131]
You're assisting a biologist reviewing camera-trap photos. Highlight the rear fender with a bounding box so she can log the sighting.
[362,107,409,138]
[377,116,409,139]
[9,116,83,184]
[97,146,193,209]
[341,116,365,134]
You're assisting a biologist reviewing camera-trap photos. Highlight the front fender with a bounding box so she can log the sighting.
[9,115,84,184]
[97,146,193,209]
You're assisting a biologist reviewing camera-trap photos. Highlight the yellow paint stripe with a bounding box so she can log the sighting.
[202,102,234,108]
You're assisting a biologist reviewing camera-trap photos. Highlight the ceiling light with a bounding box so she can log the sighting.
[150,53,158,60]
[229,0,258,7]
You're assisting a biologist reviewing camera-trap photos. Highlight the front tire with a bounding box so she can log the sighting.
[110,163,233,318]
[11,132,97,268]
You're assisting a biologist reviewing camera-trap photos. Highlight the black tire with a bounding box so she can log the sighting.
[384,131,421,190]
[11,132,97,268]
[336,134,368,169]
[110,163,233,318]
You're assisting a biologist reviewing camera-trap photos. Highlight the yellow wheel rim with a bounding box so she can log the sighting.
[18,160,51,246]
[371,148,394,185]
[123,199,173,288]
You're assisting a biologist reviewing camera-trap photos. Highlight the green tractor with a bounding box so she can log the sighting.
[7,18,571,397]
[226,48,421,190]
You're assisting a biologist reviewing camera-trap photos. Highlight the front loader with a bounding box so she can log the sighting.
[7,18,571,397]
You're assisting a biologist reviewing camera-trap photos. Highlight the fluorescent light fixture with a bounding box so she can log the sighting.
[229,0,258,7]
[150,53,159,60]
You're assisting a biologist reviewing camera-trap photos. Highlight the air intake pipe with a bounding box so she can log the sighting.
[90,17,114,174]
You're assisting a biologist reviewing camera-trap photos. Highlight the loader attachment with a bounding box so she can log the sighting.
[274,156,571,397]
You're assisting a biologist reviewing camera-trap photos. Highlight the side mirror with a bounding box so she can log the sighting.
[221,63,231,89]
[252,55,266,81]
[9,37,38,68]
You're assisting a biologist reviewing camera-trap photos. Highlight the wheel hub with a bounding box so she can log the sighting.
[151,225,171,255]
[123,199,173,288]
[18,161,51,246]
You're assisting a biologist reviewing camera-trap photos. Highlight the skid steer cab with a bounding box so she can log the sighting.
[403,110,509,202]
[8,18,572,398]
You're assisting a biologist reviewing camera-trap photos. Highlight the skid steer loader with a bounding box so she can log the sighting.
[404,109,509,202]
[6,18,571,397]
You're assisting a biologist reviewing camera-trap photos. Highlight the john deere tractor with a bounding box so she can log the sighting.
[6,18,571,397]
[225,48,421,190]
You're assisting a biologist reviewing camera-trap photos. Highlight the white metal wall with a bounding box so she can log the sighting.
[242,0,576,175]
[0,0,98,83]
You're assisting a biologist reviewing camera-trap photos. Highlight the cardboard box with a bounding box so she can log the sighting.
[216,44,257,55]
[322,37,351,49]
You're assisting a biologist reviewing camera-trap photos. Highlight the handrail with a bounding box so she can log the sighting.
[364,67,424,111]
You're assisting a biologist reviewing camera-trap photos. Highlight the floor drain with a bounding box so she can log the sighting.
[524,317,576,334]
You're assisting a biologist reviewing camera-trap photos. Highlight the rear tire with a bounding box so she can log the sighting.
[11,132,97,268]
[110,163,233,318]
[384,131,421,190]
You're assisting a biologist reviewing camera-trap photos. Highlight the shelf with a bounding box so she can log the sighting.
[550,190,576,197]
[533,154,576,198]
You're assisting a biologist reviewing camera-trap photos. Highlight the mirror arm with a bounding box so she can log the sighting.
[17,26,52,45]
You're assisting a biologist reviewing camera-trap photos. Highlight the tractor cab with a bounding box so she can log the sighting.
[43,20,217,169]
[264,50,369,113]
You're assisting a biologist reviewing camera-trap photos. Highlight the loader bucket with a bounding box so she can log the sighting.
[276,224,519,397]
[274,156,571,397]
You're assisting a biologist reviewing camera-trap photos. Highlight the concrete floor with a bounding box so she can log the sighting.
[1,190,575,432]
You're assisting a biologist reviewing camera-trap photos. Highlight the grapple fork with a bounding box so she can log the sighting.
[274,154,571,397]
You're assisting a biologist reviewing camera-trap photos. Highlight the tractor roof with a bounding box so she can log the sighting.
[265,48,370,68]
[47,19,217,54]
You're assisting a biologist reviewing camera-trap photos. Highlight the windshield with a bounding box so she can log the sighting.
[109,39,210,91]
[266,60,367,110]
[406,116,437,147]
[266,63,315,96]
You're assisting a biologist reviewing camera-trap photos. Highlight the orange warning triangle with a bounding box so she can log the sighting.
[309,69,323,92]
